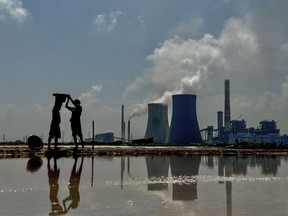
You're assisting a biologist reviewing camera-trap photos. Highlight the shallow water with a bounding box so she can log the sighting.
[0,155,288,216]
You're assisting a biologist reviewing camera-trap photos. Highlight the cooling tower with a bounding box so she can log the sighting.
[167,94,202,145]
[144,103,169,144]
[224,80,231,129]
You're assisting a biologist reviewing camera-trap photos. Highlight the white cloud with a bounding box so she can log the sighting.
[93,10,125,32]
[0,0,30,23]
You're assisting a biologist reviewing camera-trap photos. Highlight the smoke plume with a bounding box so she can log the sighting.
[126,1,288,122]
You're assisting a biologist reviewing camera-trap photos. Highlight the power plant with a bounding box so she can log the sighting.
[144,103,169,144]
[200,79,288,145]
[167,94,202,145]
[123,79,288,146]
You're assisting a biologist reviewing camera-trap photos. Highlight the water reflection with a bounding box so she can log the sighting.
[46,156,84,215]
[170,156,201,201]
[145,157,169,191]
[47,157,64,215]
[143,155,282,216]
[14,155,286,215]
[63,157,84,213]
[26,156,43,173]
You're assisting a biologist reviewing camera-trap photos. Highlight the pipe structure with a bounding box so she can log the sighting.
[144,103,169,144]
[224,80,231,130]
[167,94,202,145]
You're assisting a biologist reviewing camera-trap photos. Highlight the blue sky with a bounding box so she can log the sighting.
[1,0,288,142]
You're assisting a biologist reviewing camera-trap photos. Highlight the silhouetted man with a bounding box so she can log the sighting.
[48,93,67,150]
[63,156,84,212]
[65,95,84,149]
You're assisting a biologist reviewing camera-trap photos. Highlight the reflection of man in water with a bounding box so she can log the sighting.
[63,157,84,212]
[65,95,84,149]
[47,157,64,215]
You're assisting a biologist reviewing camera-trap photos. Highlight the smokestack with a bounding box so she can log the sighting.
[217,111,223,137]
[167,94,202,145]
[127,119,131,143]
[144,103,169,144]
[224,80,231,129]
[121,105,125,140]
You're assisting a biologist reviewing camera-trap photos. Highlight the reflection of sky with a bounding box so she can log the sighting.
[0,156,288,215]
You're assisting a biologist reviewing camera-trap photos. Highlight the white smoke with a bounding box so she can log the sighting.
[78,85,103,106]
[126,1,288,128]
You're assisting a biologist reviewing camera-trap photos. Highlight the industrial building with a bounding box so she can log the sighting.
[201,80,288,145]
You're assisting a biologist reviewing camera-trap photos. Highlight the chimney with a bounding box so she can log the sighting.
[224,80,231,130]
[167,94,202,145]
[144,103,169,144]
[217,111,223,137]
[121,105,125,140]
[127,119,131,143]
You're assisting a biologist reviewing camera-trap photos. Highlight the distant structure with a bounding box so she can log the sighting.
[224,79,231,130]
[201,79,288,145]
[226,119,286,144]
[95,132,114,143]
[144,103,169,144]
[217,111,223,138]
[127,119,131,143]
[121,105,125,140]
[167,94,202,145]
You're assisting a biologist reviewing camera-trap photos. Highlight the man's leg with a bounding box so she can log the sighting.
[73,135,78,149]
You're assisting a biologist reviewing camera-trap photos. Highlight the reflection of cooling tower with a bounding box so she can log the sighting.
[146,157,169,191]
[167,94,202,144]
[170,157,201,200]
[144,103,169,144]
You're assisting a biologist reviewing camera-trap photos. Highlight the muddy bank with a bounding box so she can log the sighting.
[1,144,288,158]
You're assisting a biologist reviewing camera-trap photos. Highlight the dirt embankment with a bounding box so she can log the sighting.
[1,144,288,158]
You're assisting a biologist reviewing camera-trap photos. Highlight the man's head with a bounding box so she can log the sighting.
[75,99,81,105]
